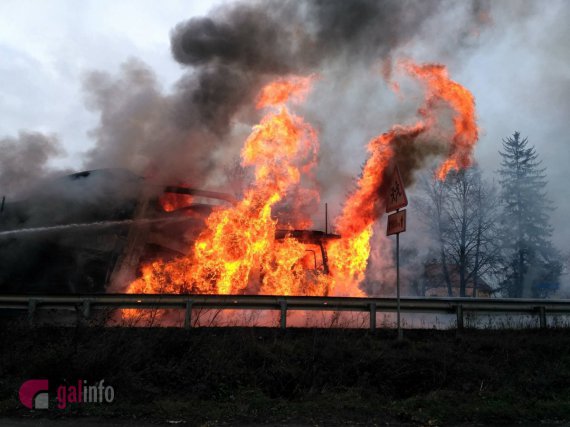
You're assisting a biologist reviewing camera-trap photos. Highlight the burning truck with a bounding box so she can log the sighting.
[0,168,339,296]
[1,61,479,303]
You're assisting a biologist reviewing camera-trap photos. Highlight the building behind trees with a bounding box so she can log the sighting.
[416,131,562,298]
[417,165,500,297]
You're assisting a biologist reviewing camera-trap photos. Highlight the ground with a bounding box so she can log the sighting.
[1,321,569,426]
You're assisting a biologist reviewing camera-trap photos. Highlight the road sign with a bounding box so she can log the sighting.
[386,164,408,213]
[385,164,408,341]
[387,209,406,236]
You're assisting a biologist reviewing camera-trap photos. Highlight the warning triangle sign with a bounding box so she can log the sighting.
[385,164,408,213]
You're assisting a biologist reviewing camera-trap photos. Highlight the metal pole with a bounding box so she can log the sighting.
[184,300,193,329]
[456,304,464,330]
[28,300,36,328]
[369,303,377,332]
[325,203,328,234]
[279,300,287,330]
[83,300,91,319]
[538,306,547,329]
[396,232,402,340]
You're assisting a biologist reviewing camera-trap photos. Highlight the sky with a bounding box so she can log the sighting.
[0,0,569,255]
[0,0,212,164]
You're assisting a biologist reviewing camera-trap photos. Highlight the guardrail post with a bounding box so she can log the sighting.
[184,300,193,329]
[28,299,37,327]
[369,303,377,332]
[455,304,464,330]
[538,306,547,329]
[76,300,91,326]
[83,300,91,320]
[279,300,287,330]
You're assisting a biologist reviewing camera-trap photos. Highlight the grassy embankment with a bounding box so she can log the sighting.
[1,322,569,425]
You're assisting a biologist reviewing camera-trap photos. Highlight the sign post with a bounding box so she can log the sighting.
[385,164,407,341]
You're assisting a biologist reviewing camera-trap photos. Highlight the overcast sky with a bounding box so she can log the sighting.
[1,0,569,254]
[0,0,213,164]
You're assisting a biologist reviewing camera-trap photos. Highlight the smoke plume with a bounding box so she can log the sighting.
[0,0,494,296]
[0,131,66,198]
[78,0,490,189]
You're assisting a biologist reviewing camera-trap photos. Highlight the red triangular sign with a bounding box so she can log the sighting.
[385,164,408,213]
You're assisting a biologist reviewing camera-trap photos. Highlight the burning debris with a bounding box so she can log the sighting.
[0,169,234,294]
[0,63,478,300]
[125,76,328,297]
[0,1,484,302]
[123,62,478,300]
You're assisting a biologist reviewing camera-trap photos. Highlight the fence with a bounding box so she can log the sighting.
[2,294,570,330]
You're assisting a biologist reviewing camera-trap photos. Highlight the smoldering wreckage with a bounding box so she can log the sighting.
[0,1,486,320]
[0,168,341,296]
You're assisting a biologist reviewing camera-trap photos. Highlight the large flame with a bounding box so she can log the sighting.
[128,75,329,297]
[400,61,478,180]
[327,123,426,295]
[125,59,478,306]
[327,61,478,293]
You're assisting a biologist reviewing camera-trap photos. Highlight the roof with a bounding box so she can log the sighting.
[423,262,492,292]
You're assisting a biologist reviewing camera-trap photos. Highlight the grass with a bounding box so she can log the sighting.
[1,322,570,425]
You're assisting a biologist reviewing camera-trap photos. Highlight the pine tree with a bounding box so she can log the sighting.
[498,132,561,298]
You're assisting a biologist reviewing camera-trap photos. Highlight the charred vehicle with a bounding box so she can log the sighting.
[0,169,337,295]
[0,169,234,294]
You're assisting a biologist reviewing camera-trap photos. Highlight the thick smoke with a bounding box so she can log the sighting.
[81,59,225,186]
[168,0,441,138]
[0,131,66,198]
[0,0,495,296]
[171,0,439,71]
[81,0,490,188]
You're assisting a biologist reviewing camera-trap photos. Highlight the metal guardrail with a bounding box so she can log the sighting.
[1,294,570,330]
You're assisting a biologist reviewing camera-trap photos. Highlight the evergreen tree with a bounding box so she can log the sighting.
[498,132,561,298]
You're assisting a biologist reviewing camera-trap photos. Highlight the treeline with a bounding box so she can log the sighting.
[414,131,564,298]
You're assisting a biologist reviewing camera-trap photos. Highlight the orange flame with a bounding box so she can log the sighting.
[327,123,426,295]
[399,61,478,180]
[327,60,478,294]
[125,60,478,314]
[256,75,316,109]
[127,75,327,299]
[159,193,193,212]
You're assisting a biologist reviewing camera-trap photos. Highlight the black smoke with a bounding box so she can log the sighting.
[0,0,494,295]
[169,0,443,134]
[78,0,491,189]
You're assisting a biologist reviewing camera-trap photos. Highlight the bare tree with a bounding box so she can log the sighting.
[418,166,500,297]
[417,174,453,296]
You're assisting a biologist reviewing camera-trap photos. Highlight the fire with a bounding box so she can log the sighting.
[327,61,478,293]
[327,124,426,295]
[124,59,478,311]
[127,75,327,298]
[256,75,316,109]
[399,61,478,180]
[159,192,193,212]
